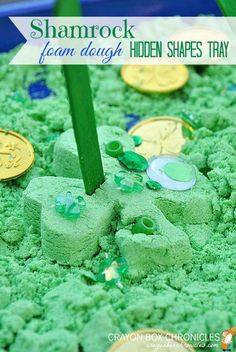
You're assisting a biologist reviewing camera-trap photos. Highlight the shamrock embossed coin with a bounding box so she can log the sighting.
[129,116,193,159]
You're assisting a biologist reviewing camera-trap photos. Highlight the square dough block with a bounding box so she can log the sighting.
[116,208,192,279]
[24,177,117,266]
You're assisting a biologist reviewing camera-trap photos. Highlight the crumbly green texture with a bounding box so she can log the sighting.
[0,47,235,352]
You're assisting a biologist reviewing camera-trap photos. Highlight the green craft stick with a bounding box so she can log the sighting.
[216,0,236,16]
[55,0,105,195]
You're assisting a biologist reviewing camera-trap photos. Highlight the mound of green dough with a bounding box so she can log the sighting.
[0,48,235,352]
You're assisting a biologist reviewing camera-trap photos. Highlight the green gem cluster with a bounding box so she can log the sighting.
[97,257,128,288]
[106,139,163,194]
[55,192,86,220]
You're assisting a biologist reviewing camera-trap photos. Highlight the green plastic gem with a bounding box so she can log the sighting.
[181,111,200,129]
[118,151,148,172]
[182,125,194,140]
[114,170,144,193]
[105,140,124,158]
[97,257,128,287]
[146,180,162,191]
[55,192,86,220]
[132,135,143,147]
[132,216,156,235]
[163,162,194,182]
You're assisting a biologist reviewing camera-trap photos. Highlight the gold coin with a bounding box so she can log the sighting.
[129,116,193,159]
[0,129,35,181]
[108,329,195,352]
[121,65,189,93]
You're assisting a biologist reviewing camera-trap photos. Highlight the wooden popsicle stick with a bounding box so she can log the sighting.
[55,0,105,195]
[217,0,236,16]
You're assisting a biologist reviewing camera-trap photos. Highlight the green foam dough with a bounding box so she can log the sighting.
[1,53,236,352]
[23,126,217,276]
